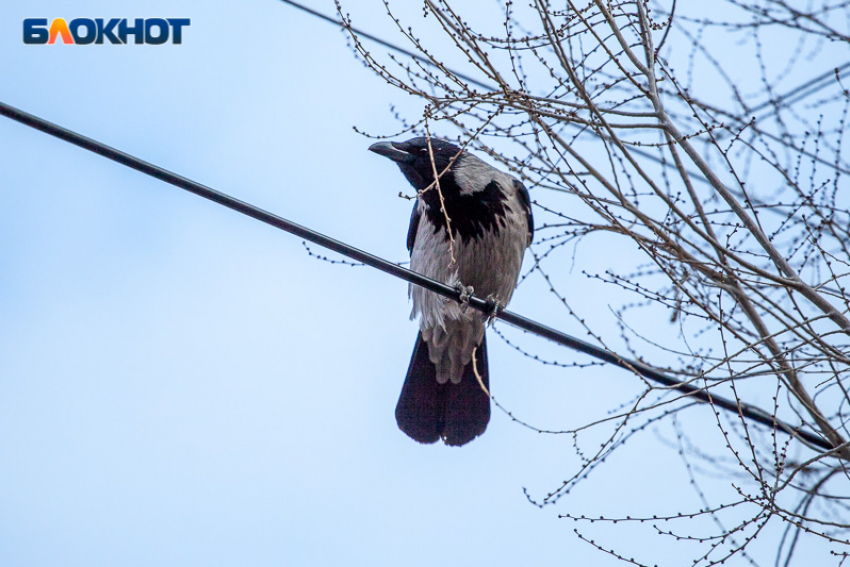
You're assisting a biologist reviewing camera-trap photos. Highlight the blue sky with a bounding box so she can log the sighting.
[0,2,838,566]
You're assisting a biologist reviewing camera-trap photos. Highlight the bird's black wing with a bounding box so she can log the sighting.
[514,179,534,245]
[407,201,421,254]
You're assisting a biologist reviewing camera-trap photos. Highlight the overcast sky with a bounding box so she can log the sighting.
[0,2,838,566]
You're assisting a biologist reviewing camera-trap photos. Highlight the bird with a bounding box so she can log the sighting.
[369,136,534,446]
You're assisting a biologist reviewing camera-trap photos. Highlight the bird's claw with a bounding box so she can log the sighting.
[485,295,503,325]
[451,280,475,311]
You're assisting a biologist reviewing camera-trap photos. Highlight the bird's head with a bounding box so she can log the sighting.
[369,136,465,193]
[370,135,534,248]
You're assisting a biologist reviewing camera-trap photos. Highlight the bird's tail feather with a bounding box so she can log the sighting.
[396,332,490,446]
[444,335,490,446]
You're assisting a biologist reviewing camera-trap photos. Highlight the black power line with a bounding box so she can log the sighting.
[0,100,836,455]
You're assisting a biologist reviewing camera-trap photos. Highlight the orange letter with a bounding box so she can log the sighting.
[48,18,74,44]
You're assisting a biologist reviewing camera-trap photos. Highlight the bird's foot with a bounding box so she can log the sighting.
[485,295,503,326]
[451,280,475,312]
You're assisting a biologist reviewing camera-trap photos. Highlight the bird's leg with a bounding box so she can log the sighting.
[485,295,503,326]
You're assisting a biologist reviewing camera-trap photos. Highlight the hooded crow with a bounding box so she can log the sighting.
[370,137,534,446]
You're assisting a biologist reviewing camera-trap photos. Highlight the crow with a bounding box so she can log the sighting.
[370,136,534,446]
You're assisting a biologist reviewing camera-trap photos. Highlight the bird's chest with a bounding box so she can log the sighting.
[410,201,526,299]
[419,181,508,242]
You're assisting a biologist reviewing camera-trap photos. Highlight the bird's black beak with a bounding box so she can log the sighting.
[369,141,414,164]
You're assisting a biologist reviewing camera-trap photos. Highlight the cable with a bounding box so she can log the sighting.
[0,100,836,454]
[279,0,495,91]
[278,0,693,176]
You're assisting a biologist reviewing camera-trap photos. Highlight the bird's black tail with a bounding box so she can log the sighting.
[395,332,490,446]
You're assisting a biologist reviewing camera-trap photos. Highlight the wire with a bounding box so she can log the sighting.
[278,0,495,91]
[278,0,693,176]
[0,100,835,454]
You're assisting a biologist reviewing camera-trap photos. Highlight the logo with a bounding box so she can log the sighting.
[23,18,190,45]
